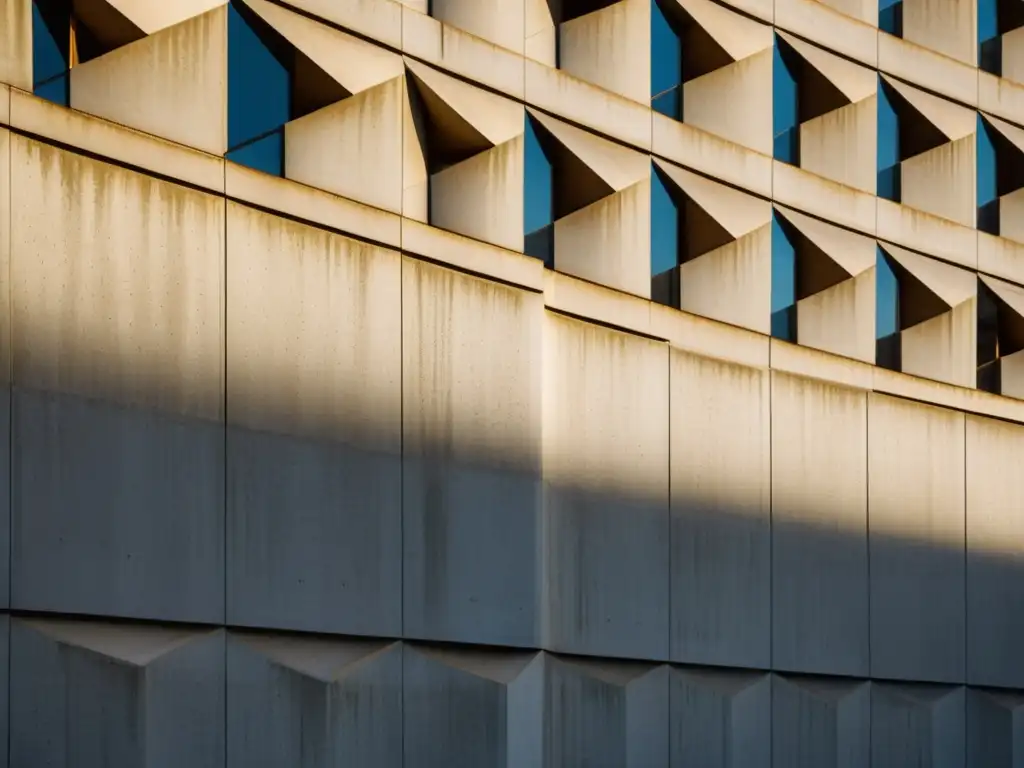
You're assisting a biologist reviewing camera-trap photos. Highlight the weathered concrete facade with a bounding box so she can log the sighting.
[3,0,1024,764]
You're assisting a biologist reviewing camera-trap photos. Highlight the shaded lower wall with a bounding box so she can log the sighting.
[1,130,1024,766]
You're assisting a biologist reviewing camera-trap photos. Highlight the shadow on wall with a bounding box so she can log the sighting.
[1,129,1023,768]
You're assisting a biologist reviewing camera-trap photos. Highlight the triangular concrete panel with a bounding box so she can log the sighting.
[552,655,658,687]
[881,242,977,309]
[983,112,1024,155]
[414,645,541,684]
[881,75,975,141]
[405,58,523,147]
[243,0,402,94]
[776,31,875,103]
[23,618,203,667]
[775,205,875,276]
[980,274,1024,320]
[654,158,771,238]
[528,108,649,192]
[105,0,226,34]
[675,667,770,697]
[670,0,774,62]
[237,633,398,683]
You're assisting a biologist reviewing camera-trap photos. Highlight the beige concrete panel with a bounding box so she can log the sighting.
[715,0,773,22]
[769,338,875,390]
[403,220,543,292]
[868,393,966,683]
[0,83,7,124]
[402,7,525,101]
[430,0,525,55]
[225,202,400,443]
[683,49,772,156]
[654,159,771,238]
[543,271,654,339]
[0,0,31,90]
[406,59,522,147]
[984,112,1024,154]
[397,0,429,9]
[524,25,556,67]
[528,108,648,191]
[799,97,877,194]
[554,180,651,299]
[10,89,224,194]
[900,136,976,228]
[876,198,977,270]
[774,0,876,64]
[524,59,652,151]
[901,299,977,389]
[670,350,770,666]
[771,372,868,675]
[245,0,402,94]
[881,242,977,309]
[772,160,876,235]
[105,0,225,34]
[1000,349,1024,400]
[878,37,978,109]
[797,269,876,364]
[880,75,975,141]
[776,31,875,103]
[979,72,1024,128]
[775,205,876,276]
[431,136,525,253]
[670,0,774,62]
[225,164,401,248]
[966,415,1024,687]
[652,304,770,369]
[679,224,771,334]
[285,77,403,214]
[979,274,1024,320]
[978,231,1024,285]
[652,113,773,198]
[559,0,649,104]
[1003,26,1024,85]
[11,134,224,419]
[903,0,977,66]
[286,0,402,49]
[70,7,228,156]
[543,313,669,658]
[1000,188,1024,245]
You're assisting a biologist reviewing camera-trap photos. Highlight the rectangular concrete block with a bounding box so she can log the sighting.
[967,689,1024,768]
[965,415,1024,689]
[868,393,966,683]
[772,675,869,768]
[404,644,543,768]
[544,655,668,768]
[226,203,402,636]
[10,135,225,623]
[670,351,770,668]
[543,313,669,660]
[10,618,225,768]
[670,667,771,768]
[871,682,965,768]
[403,257,543,648]
[771,372,868,677]
[227,632,402,768]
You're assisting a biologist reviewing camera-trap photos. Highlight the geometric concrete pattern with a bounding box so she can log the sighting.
[1,0,1024,764]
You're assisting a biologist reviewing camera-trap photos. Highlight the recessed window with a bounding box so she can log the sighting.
[772,36,800,166]
[876,78,901,202]
[651,0,682,120]
[650,164,680,306]
[771,212,797,342]
[524,115,555,266]
[875,248,901,371]
[878,0,903,37]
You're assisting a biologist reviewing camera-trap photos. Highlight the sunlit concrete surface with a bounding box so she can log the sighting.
[5,0,1024,763]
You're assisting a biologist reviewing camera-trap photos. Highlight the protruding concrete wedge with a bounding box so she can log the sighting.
[880,242,977,310]
[983,112,1024,154]
[232,633,400,683]
[242,0,402,94]
[880,75,976,141]
[655,158,771,239]
[70,6,228,155]
[527,107,649,192]
[406,58,523,147]
[775,205,876,277]
[411,645,541,684]
[105,0,226,34]
[69,0,147,53]
[980,274,1024,320]
[19,618,207,666]
[776,30,876,103]
[669,0,773,61]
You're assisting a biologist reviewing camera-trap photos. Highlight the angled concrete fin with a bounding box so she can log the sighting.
[527,108,649,192]
[980,274,1024,319]
[880,75,975,141]
[104,0,226,34]
[405,58,523,146]
[670,0,774,61]
[416,646,540,684]
[23,618,202,667]
[654,158,771,238]
[238,633,397,683]
[554,655,657,686]
[71,0,147,54]
[776,31,875,103]
[775,205,875,276]
[983,113,1024,155]
[242,0,402,94]
[881,242,977,309]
